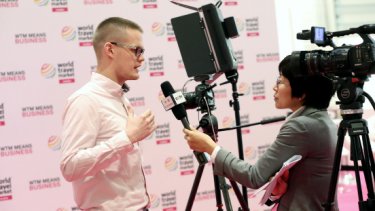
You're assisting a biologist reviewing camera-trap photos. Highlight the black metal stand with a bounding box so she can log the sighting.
[221,70,249,209]
[323,79,375,211]
[185,112,249,211]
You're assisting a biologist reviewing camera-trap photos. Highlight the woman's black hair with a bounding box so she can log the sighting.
[278,55,336,109]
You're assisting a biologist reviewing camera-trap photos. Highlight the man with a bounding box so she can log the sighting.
[60,17,156,211]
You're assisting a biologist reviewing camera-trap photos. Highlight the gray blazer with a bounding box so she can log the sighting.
[214,107,339,211]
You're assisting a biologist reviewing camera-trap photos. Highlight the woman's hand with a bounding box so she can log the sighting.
[183,127,217,154]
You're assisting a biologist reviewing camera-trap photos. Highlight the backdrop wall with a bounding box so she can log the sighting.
[0,0,371,211]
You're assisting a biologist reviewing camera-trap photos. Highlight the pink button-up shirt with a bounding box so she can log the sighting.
[60,72,149,211]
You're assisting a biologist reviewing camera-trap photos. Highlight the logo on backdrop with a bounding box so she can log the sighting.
[240,113,251,134]
[0,144,33,157]
[0,103,4,126]
[29,177,61,191]
[164,157,178,172]
[40,63,56,79]
[128,96,145,107]
[0,0,18,8]
[51,0,68,12]
[84,0,113,5]
[143,0,157,9]
[149,193,161,209]
[0,70,26,82]
[155,122,170,144]
[195,189,216,201]
[179,154,194,175]
[148,55,164,77]
[34,0,48,6]
[48,136,61,151]
[14,32,47,44]
[234,50,244,70]
[251,80,265,100]
[61,26,76,41]
[235,18,245,32]
[22,105,54,117]
[258,144,271,157]
[246,17,259,37]
[151,22,165,36]
[161,190,177,210]
[224,0,238,6]
[222,116,235,128]
[77,25,94,46]
[245,146,257,160]
[0,177,12,201]
[57,61,75,83]
[143,164,152,175]
[166,22,175,41]
[238,82,251,96]
[256,52,279,62]
[214,88,227,99]
[177,59,184,69]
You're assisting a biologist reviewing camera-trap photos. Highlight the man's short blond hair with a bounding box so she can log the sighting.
[93,17,143,59]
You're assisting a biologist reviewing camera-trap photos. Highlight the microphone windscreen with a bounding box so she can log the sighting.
[160,81,187,120]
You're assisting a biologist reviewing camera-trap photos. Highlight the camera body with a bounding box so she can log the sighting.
[184,83,216,113]
[293,25,375,78]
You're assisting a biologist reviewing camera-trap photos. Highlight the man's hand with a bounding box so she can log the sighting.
[126,106,156,143]
[183,127,217,155]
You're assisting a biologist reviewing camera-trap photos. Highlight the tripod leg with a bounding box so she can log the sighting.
[351,136,365,202]
[228,179,250,211]
[361,134,375,200]
[186,164,205,211]
[323,122,346,211]
[216,175,233,211]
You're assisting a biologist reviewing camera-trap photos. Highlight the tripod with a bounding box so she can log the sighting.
[323,79,375,211]
[185,99,249,211]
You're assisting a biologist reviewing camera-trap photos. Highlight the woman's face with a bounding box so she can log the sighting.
[273,75,304,112]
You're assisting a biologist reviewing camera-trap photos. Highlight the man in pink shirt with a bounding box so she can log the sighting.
[60,17,156,211]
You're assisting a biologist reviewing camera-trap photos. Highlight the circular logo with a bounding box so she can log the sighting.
[34,0,49,6]
[40,63,56,79]
[235,18,245,32]
[61,26,76,41]
[149,193,160,208]
[222,116,235,128]
[164,157,178,171]
[238,82,251,95]
[151,22,165,36]
[48,136,61,151]
[245,146,257,160]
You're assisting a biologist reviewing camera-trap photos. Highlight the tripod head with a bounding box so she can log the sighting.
[335,76,366,121]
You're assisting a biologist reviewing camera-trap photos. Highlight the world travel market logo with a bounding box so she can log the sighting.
[0,177,12,201]
[34,0,69,12]
[61,26,76,41]
[60,25,94,46]
[40,61,76,83]
[143,0,157,9]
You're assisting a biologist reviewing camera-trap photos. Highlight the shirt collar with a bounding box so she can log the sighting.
[286,106,306,122]
[91,72,124,97]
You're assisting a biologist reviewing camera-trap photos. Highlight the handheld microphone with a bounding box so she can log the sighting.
[160,81,209,165]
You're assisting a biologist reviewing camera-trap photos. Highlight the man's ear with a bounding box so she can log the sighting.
[103,42,115,58]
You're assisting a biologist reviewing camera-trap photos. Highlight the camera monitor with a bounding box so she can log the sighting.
[171,3,238,81]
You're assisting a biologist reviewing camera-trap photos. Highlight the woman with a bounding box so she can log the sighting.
[183,55,338,210]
